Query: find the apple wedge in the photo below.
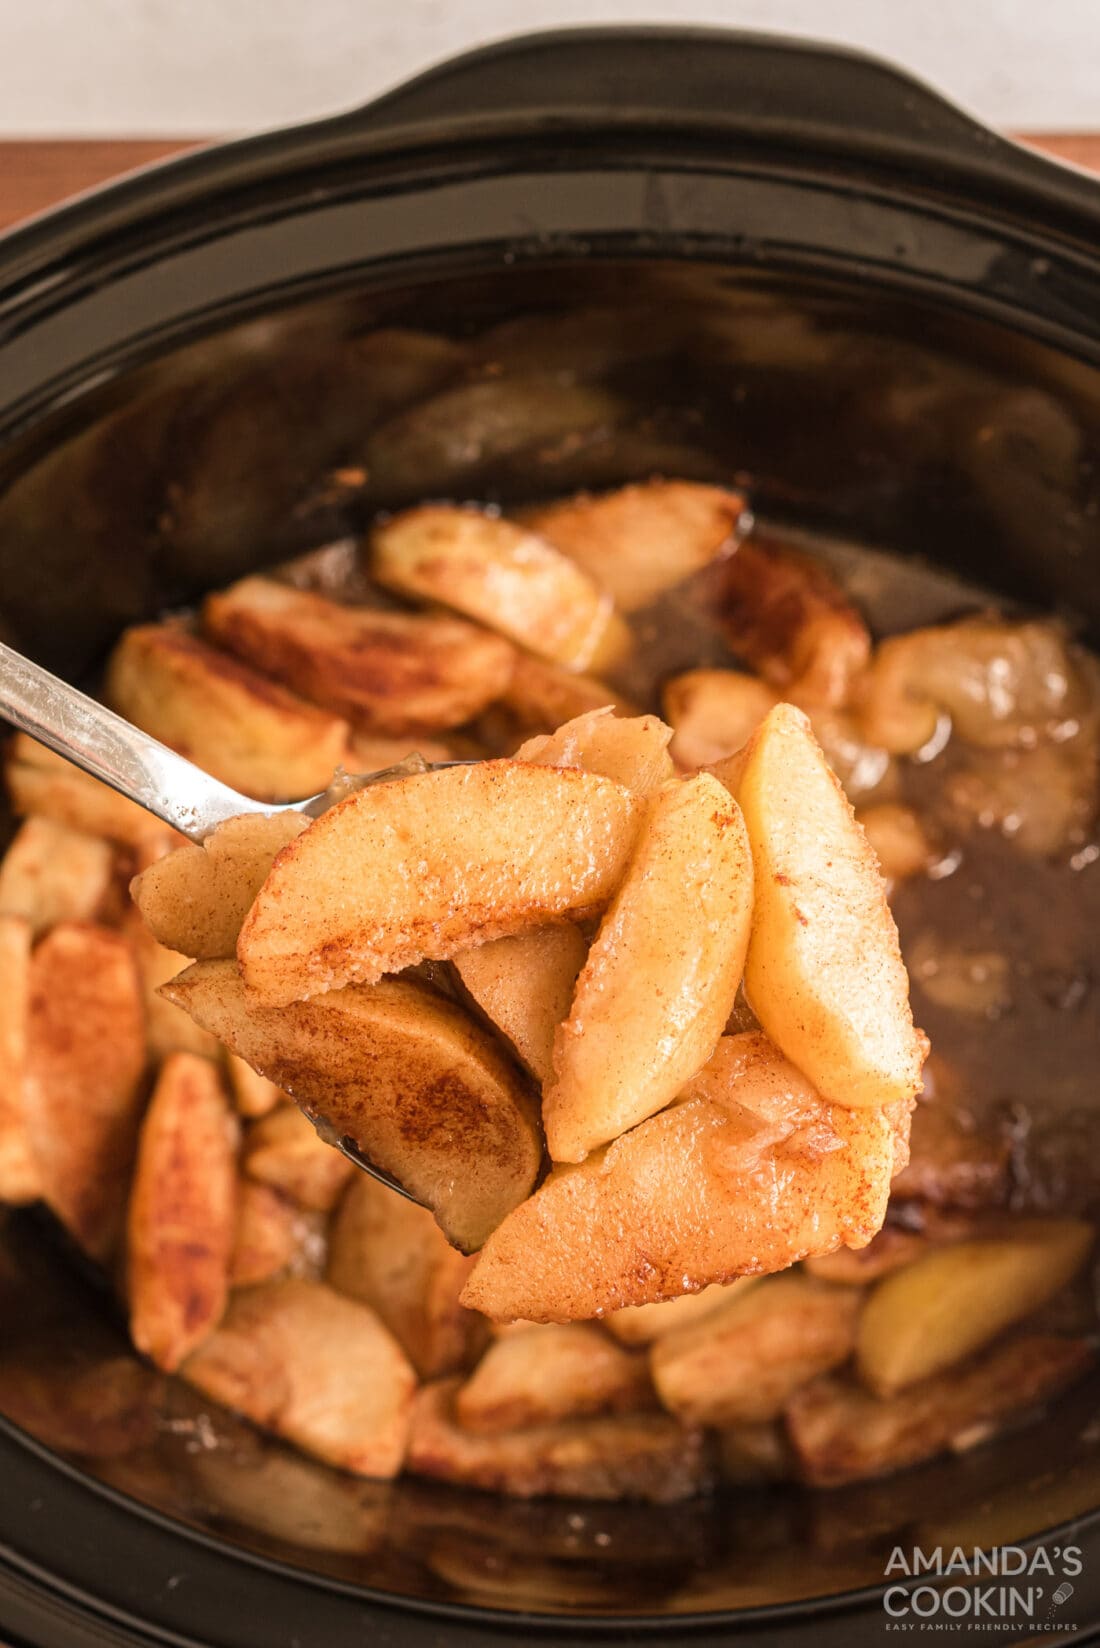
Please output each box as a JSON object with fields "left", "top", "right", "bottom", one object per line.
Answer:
{"left": 650, "top": 1273, "right": 861, "bottom": 1425}
{"left": 0, "top": 816, "right": 115, "bottom": 937}
{"left": 327, "top": 1176, "right": 483, "bottom": 1379}
{"left": 712, "top": 703, "right": 926, "bottom": 1110}
{"left": 497, "top": 652, "right": 638, "bottom": 737}
{"left": 24, "top": 924, "right": 146, "bottom": 1261}
{"left": 543, "top": 772, "right": 753, "bottom": 1161}
{"left": 856, "top": 1219, "right": 1094, "bottom": 1395}
{"left": 453, "top": 923, "right": 587, "bottom": 1086}
{"left": 455, "top": 1323, "right": 654, "bottom": 1433}
{"left": 127, "top": 1053, "right": 239, "bottom": 1372}
{"left": 242, "top": 1104, "right": 355, "bottom": 1213}
{"left": 161, "top": 960, "right": 541, "bottom": 1253}
{"left": 703, "top": 533, "right": 870, "bottom": 707}
{"left": 231, "top": 1179, "right": 324, "bottom": 1288}
{"left": 787, "top": 1336, "right": 1095, "bottom": 1489}
{"left": 4, "top": 732, "right": 178, "bottom": 851}
{"left": 203, "top": 576, "right": 514, "bottom": 735}
{"left": 606, "top": 1280, "right": 755, "bottom": 1347}
{"left": 406, "top": 1379, "right": 710, "bottom": 1503}
{"left": 517, "top": 709, "right": 675, "bottom": 796}
{"left": 181, "top": 1278, "right": 417, "bottom": 1478}
{"left": 461, "top": 1031, "right": 910, "bottom": 1322}
{"left": 131, "top": 812, "right": 308, "bottom": 960}
{"left": 521, "top": 480, "right": 744, "bottom": 612}
{"left": 105, "top": 624, "right": 349, "bottom": 801}
{"left": 236, "top": 761, "right": 642, "bottom": 1005}
{"left": 662, "top": 670, "right": 778, "bottom": 770}
{"left": 0, "top": 915, "right": 37, "bottom": 1204}
{"left": 371, "top": 505, "right": 629, "bottom": 674}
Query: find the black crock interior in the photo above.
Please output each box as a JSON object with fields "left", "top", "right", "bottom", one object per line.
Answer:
{"left": 2, "top": 28, "right": 1100, "bottom": 1647}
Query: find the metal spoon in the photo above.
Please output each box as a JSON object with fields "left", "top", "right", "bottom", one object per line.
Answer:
{"left": 0, "top": 635, "right": 465, "bottom": 1203}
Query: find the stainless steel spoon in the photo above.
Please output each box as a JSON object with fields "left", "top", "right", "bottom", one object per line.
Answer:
{"left": 0, "top": 637, "right": 455, "bottom": 841}
{"left": 0, "top": 635, "right": 465, "bottom": 1203}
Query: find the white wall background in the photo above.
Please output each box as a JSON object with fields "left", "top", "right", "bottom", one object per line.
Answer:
{"left": 1, "top": 0, "right": 1097, "bottom": 137}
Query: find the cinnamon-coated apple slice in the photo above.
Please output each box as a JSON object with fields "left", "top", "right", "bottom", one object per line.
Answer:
{"left": 542, "top": 772, "right": 753, "bottom": 1161}
{"left": 710, "top": 703, "right": 926, "bottom": 1109}
{"left": 236, "top": 761, "right": 642, "bottom": 1006}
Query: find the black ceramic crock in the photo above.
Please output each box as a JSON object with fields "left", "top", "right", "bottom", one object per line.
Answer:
{"left": 2, "top": 28, "right": 1100, "bottom": 1648}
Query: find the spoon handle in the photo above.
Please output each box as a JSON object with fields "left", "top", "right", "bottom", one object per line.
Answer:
{"left": 0, "top": 640, "right": 266, "bottom": 841}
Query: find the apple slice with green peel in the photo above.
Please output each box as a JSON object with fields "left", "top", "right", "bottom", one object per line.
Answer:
{"left": 713, "top": 703, "right": 926, "bottom": 1109}
{"left": 162, "top": 960, "right": 542, "bottom": 1254}
{"left": 543, "top": 772, "right": 753, "bottom": 1162}
{"left": 236, "top": 760, "right": 642, "bottom": 1006}
{"left": 461, "top": 1031, "right": 910, "bottom": 1322}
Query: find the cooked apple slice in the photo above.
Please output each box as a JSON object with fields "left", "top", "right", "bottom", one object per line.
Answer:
{"left": 713, "top": 703, "right": 926, "bottom": 1109}
{"left": 121, "top": 909, "right": 221, "bottom": 1060}
{"left": 787, "top": 1335, "right": 1095, "bottom": 1488}
{"left": 327, "top": 1176, "right": 483, "bottom": 1378}
{"left": 4, "top": 733, "right": 179, "bottom": 850}
{"left": 453, "top": 923, "right": 587, "bottom": 1086}
{"left": 543, "top": 773, "right": 753, "bottom": 1161}
{"left": 162, "top": 961, "right": 541, "bottom": 1253}
{"left": 105, "top": 624, "right": 349, "bottom": 800}
{"left": 242, "top": 1104, "right": 355, "bottom": 1213}
{"left": 462, "top": 1032, "right": 909, "bottom": 1322}
{"left": 371, "top": 506, "right": 629, "bottom": 674}
{"left": 517, "top": 709, "right": 675, "bottom": 795}
{"left": 127, "top": 1053, "right": 239, "bottom": 1372}
{"left": 132, "top": 812, "right": 308, "bottom": 960}
{"left": 456, "top": 1323, "right": 653, "bottom": 1433}
{"left": 702, "top": 533, "right": 870, "bottom": 707}
{"left": 662, "top": 670, "right": 778, "bottom": 769}
{"left": 203, "top": 576, "right": 515, "bottom": 735}
{"left": 803, "top": 1224, "right": 928, "bottom": 1285}
{"left": 181, "top": 1279, "right": 417, "bottom": 1478}
{"left": 0, "top": 816, "right": 115, "bottom": 937}
{"left": 24, "top": 924, "right": 146, "bottom": 1260}
{"left": 521, "top": 480, "right": 743, "bottom": 612}
{"left": 856, "top": 1219, "right": 1093, "bottom": 1395}
{"left": 231, "top": 1179, "right": 325, "bottom": 1288}
{"left": 237, "top": 761, "right": 642, "bottom": 1005}
{"left": 225, "top": 1052, "right": 286, "bottom": 1118}
{"left": 859, "top": 616, "right": 1092, "bottom": 754}
{"left": 407, "top": 1379, "right": 710, "bottom": 1503}
{"left": 497, "top": 652, "right": 639, "bottom": 738}
{"left": 606, "top": 1279, "right": 757, "bottom": 1347}
{"left": 650, "top": 1274, "right": 861, "bottom": 1425}
{"left": 0, "top": 915, "right": 37, "bottom": 1204}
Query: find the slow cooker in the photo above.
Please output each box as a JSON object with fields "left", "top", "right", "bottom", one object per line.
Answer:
{"left": 2, "top": 28, "right": 1100, "bottom": 1646}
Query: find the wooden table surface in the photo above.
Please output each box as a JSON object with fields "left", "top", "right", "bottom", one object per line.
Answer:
{"left": 0, "top": 133, "right": 1099, "bottom": 233}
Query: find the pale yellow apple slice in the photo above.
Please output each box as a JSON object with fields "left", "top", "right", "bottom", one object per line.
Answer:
{"left": 236, "top": 760, "right": 642, "bottom": 1005}
{"left": 543, "top": 772, "right": 753, "bottom": 1162}
{"left": 453, "top": 923, "right": 587, "bottom": 1086}
{"left": 517, "top": 708, "right": 675, "bottom": 795}
{"left": 461, "top": 1031, "right": 910, "bottom": 1322}
{"left": 371, "top": 505, "right": 629, "bottom": 674}
{"left": 856, "top": 1218, "right": 1093, "bottom": 1395}
{"left": 520, "top": 480, "right": 744, "bottom": 612}
{"left": 162, "top": 960, "right": 541, "bottom": 1253}
{"left": 715, "top": 703, "right": 926, "bottom": 1109}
